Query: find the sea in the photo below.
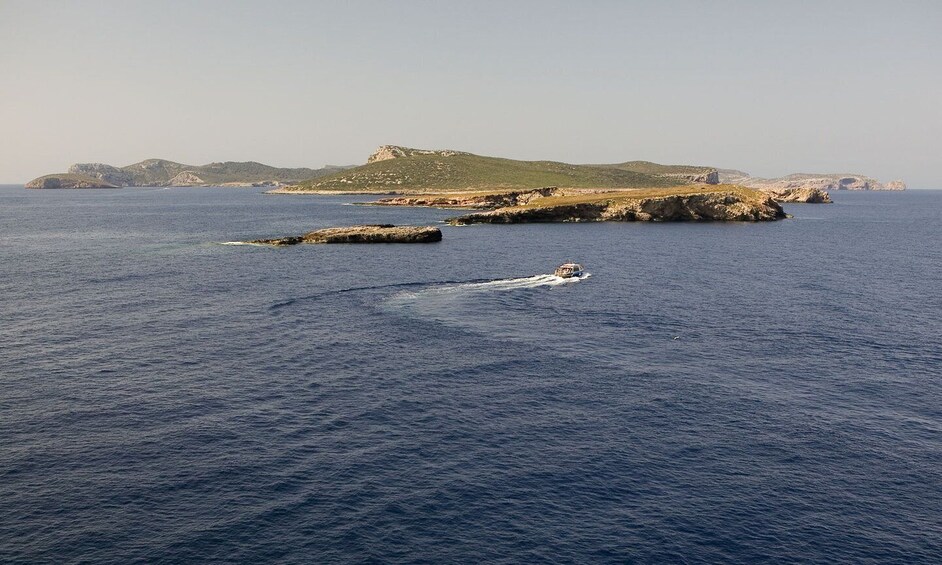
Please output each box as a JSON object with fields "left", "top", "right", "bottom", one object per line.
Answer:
{"left": 1, "top": 184, "right": 940, "bottom": 564}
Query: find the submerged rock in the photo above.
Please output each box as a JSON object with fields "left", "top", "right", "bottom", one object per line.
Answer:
{"left": 249, "top": 224, "right": 442, "bottom": 245}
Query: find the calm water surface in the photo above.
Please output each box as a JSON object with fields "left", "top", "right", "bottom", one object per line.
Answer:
{"left": 1, "top": 185, "right": 940, "bottom": 563}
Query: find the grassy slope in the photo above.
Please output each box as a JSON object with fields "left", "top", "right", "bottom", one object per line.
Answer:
{"left": 601, "top": 161, "right": 716, "bottom": 176}
{"left": 287, "top": 153, "right": 690, "bottom": 192}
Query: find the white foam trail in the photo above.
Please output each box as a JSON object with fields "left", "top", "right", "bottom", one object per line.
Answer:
{"left": 219, "top": 241, "right": 263, "bottom": 246}
{"left": 398, "top": 273, "right": 590, "bottom": 299}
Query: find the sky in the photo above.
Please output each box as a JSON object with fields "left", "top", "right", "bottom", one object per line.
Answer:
{"left": 1, "top": 0, "right": 940, "bottom": 187}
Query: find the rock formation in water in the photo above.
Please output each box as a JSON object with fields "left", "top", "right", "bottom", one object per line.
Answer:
{"left": 446, "top": 187, "right": 786, "bottom": 225}
{"left": 248, "top": 225, "right": 443, "bottom": 245}
{"left": 761, "top": 187, "right": 833, "bottom": 203}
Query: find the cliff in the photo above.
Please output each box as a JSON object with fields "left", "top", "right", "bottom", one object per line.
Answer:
{"left": 718, "top": 169, "right": 905, "bottom": 192}
{"left": 28, "top": 160, "right": 350, "bottom": 188}
{"left": 445, "top": 185, "right": 786, "bottom": 225}
{"left": 248, "top": 225, "right": 442, "bottom": 245}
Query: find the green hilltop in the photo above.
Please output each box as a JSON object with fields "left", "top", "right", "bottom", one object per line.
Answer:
{"left": 280, "top": 146, "right": 718, "bottom": 193}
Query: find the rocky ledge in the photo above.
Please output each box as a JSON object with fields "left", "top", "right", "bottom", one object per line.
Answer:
{"left": 248, "top": 224, "right": 442, "bottom": 245}
{"left": 445, "top": 187, "right": 786, "bottom": 225}
{"left": 762, "top": 187, "right": 832, "bottom": 203}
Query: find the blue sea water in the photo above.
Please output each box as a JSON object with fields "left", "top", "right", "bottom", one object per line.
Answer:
{"left": 0, "top": 184, "right": 940, "bottom": 564}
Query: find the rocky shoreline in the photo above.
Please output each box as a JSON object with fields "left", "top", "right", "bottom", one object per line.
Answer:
{"left": 444, "top": 188, "right": 786, "bottom": 225}
{"left": 247, "top": 225, "right": 442, "bottom": 245}
{"left": 761, "top": 187, "right": 832, "bottom": 203}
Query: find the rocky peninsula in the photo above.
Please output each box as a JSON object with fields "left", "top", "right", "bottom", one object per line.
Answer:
{"left": 248, "top": 225, "right": 442, "bottom": 245}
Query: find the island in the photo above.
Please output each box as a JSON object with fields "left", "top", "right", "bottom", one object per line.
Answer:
{"left": 26, "top": 159, "right": 353, "bottom": 188}
{"left": 246, "top": 225, "right": 442, "bottom": 245}
{"left": 271, "top": 145, "right": 844, "bottom": 210}
{"left": 719, "top": 169, "right": 905, "bottom": 192}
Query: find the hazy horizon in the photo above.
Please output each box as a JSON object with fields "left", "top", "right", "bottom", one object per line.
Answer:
{"left": 2, "top": 0, "right": 940, "bottom": 187}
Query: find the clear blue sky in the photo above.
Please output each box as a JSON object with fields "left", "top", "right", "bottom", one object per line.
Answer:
{"left": 2, "top": 0, "right": 939, "bottom": 186}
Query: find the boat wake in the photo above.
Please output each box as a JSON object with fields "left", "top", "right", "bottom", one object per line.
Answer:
{"left": 390, "top": 273, "right": 589, "bottom": 303}
{"left": 426, "top": 273, "right": 588, "bottom": 294}
{"left": 269, "top": 272, "right": 588, "bottom": 312}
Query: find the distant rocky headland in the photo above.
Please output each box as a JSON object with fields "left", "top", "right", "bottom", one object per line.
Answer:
{"left": 26, "top": 160, "right": 352, "bottom": 189}
{"left": 719, "top": 169, "right": 905, "bottom": 192}
{"left": 246, "top": 225, "right": 442, "bottom": 245}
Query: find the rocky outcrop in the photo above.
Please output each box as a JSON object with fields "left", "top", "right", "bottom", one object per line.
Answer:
{"left": 68, "top": 163, "right": 134, "bottom": 186}
{"left": 248, "top": 225, "right": 443, "bottom": 245}
{"left": 762, "top": 187, "right": 832, "bottom": 203}
{"left": 25, "top": 174, "right": 119, "bottom": 189}
{"left": 367, "top": 145, "right": 470, "bottom": 163}
{"left": 718, "top": 169, "right": 905, "bottom": 191}
{"left": 447, "top": 189, "right": 786, "bottom": 225}
{"left": 167, "top": 171, "right": 206, "bottom": 186}
{"left": 370, "top": 187, "right": 565, "bottom": 209}
{"left": 662, "top": 170, "right": 720, "bottom": 184}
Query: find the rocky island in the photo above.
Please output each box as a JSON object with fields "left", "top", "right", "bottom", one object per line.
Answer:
{"left": 274, "top": 145, "right": 840, "bottom": 206}
{"left": 27, "top": 159, "right": 351, "bottom": 188}
{"left": 247, "top": 225, "right": 442, "bottom": 245}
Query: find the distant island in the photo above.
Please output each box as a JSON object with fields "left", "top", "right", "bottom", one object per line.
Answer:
{"left": 26, "top": 159, "right": 352, "bottom": 189}
{"left": 718, "top": 169, "right": 905, "bottom": 192}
